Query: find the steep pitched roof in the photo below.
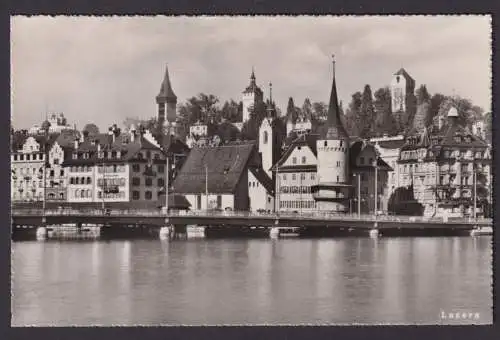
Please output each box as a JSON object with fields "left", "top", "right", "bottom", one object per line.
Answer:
{"left": 322, "top": 58, "right": 349, "bottom": 140}
{"left": 172, "top": 142, "right": 257, "bottom": 194}
{"left": 273, "top": 133, "right": 319, "bottom": 170}
{"left": 249, "top": 166, "right": 274, "bottom": 195}
{"left": 349, "top": 140, "right": 393, "bottom": 171}
{"left": 156, "top": 64, "right": 177, "bottom": 102}
{"left": 243, "top": 69, "right": 263, "bottom": 95}
{"left": 394, "top": 68, "right": 415, "bottom": 83}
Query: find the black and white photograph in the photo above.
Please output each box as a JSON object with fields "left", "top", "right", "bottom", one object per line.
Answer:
{"left": 10, "top": 15, "right": 492, "bottom": 326}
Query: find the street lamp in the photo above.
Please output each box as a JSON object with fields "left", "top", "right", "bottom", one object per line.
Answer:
{"left": 352, "top": 173, "right": 361, "bottom": 217}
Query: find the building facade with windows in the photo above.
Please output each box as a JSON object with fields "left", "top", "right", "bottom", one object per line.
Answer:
{"left": 397, "top": 107, "right": 491, "bottom": 218}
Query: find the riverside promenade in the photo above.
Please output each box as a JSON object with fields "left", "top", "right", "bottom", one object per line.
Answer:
{"left": 11, "top": 208, "right": 493, "bottom": 239}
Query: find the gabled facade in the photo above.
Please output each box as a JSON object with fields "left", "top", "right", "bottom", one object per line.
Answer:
{"left": 272, "top": 134, "right": 319, "bottom": 212}
{"left": 172, "top": 141, "right": 260, "bottom": 211}
{"left": 397, "top": 107, "right": 491, "bottom": 218}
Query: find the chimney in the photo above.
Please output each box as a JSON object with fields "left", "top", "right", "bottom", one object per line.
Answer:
{"left": 74, "top": 138, "right": 79, "bottom": 149}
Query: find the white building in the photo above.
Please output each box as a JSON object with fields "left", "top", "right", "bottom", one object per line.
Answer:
{"left": 390, "top": 68, "right": 416, "bottom": 114}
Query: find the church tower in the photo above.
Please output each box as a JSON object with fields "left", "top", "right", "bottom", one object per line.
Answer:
{"left": 242, "top": 68, "right": 264, "bottom": 123}
{"left": 259, "top": 82, "right": 275, "bottom": 178}
{"left": 313, "top": 55, "right": 351, "bottom": 212}
{"left": 156, "top": 64, "right": 178, "bottom": 132}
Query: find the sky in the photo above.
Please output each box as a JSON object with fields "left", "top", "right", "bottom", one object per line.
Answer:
{"left": 11, "top": 15, "right": 491, "bottom": 131}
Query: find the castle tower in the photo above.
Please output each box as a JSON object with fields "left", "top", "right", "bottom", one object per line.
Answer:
{"left": 390, "top": 68, "right": 415, "bottom": 113}
{"left": 242, "top": 68, "right": 264, "bottom": 123}
{"left": 313, "top": 55, "right": 351, "bottom": 212}
{"left": 156, "top": 64, "right": 178, "bottom": 129}
{"left": 259, "top": 82, "right": 275, "bottom": 178}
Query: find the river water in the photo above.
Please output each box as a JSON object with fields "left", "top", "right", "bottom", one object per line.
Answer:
{"left": 11, "top": 236, "right": 492, "bottom": 326}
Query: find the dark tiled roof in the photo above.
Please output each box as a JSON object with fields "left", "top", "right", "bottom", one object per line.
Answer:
{"left": 63, "top": 133, "right": 163, "bottom": 166}
{"left": 394, "top": 68, "right": 415, "bottom": 84}
{"left": 156, "top": 65, "right": 177, "bottom": 102}
{"left": 349, "top": 140, "right": 393, "bottom": 171}
{"left": 274, "top": 133, "right": 319, "bottom": 170}
{"left": 322, "top": 65, "right": 349, "bottom": 140}
{"left": 249, "top": 167, "right": 274, "bottom": 195}
{"left": 243, "top": 70, "right": 263, "bottom": 95}
{"left": 172, "top": 142, "right": 257, "bottom": 194}
{"left": 376, "top": 139, "right": 406, "bottom": 149}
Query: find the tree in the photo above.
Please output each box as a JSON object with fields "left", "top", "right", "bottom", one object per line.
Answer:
{"left": 83, "top": 123, "right": 99, "bottom": 135}
{"left": 388, "top": 186, "right": 424, "bottom": 216}
{"left": 437, "top": 95, "right": 482, "bottom": 129}
{"left": 345, "top": 92, "right": 362, "bottom": 137}
{"left": 285, "top": 97, "right": 298, "bottom": 122}
{"left": 360, "top": 85, "right": 375, "bottom": 138}
{"left": 220, "top": 100, "right": 241, "bottom": 123}
{"left": 215, "top": 121, "right": 241, "bottom": 143}
{"left": 302, "top": 98, "right": 313, "bottom": 120}
{"left": 412, "top": 85, "right": 432, "bottom": 131}
{"left": 373, "top": 87, "right": 397, "bottom": 136}
{"left": 429, "top": 93, "right": 446, "bottom": 122}
{"left": 312, "top": 101, "right": 327, "bottom": 120}
{"left": 484, "top": 112, "right": 492, "bottom": 143}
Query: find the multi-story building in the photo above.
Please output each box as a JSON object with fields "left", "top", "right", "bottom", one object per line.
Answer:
{"left": 63, "top": 126, "right": 181, "bottom": 209}
{"left": 397, "top": 107, "right": 491, "bottom": 218}
{"left": 350, "top": 140, "right": 392, "bottom": 214}
{"left": 370, "top": 134, "right": 405, "bottom": 207}
{"left": 11, "top": 130, "right": 79, "bottom": 203}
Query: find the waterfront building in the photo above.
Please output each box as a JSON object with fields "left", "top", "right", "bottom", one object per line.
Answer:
{"left": 397, "top": 107, "right": 491, "bottom": 218}
{"left": 272, "top": 133, "right": 319, "bottom": 212}
{"left": 390, "top": 68, "right": 416, "bottom": 114}
{"left": 370, "top": 134, "right": 406, "bottom": 208}
{"left": 242, "top": 68, "right": 264, "bottom": 124}
{"left": 11, "top": 130, "right": 79, "bottom": 203}
{"left": 350, "top": 140, "right": 392, "bottom": 213}
{"left": 172, "top": 141, "right": 273, "bottom": 211}
{"left": 311, "top": 56, "right": 351, "bottom": 212}
{"left": 63, "top": 125, "right": 178, "bottom": 208}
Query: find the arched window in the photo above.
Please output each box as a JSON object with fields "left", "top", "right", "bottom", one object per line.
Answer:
{"left": 263, "top": 131, "right": 268, "bottom": 144}
{"left": 81, "top": 177, "right": 85, "bottom": 185}
{"left": 81, "top": 190, "right": 86, "bottom": 198}
{"left": 86, "top": 189, "right": 91, "bottom": 198}
{"left": 59, "top": 192, "right": 64, "bottom": 199}
{"left": 75, "top": 189, "right": 80, "bottom": 198}
{"left": 87, "top": 177, "right": 91, "bottom": 184}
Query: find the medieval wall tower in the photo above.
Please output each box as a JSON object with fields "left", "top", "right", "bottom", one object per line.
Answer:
{"left": 156, "top": 64, "right": 178, "bottom": 134}
{"left": 313, "top": 55, "right": 351, "bottom": 212}
{"left": 242, "top": 68, "right": 264, "bottom": 123}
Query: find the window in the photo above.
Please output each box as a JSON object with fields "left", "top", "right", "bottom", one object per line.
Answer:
{"left": 324, "top": 141, "right": 327, "bottom": 147}
{"left": 292, "top": 157, "right": 297, "bottom": 164}
{"left": 158, "top": 165, "right": 165, "bottom": 173}
{"left": 197, "top": 195, "right": 202, "bottom": 209}
{"left": 340, "top": 140, "right": 343, "bottom": 147}
{"left": 145, "top": 191, "right": 152, "bottom": 200}
{"left": 154, "top": 153, "right": 160, "bottom": 160}
{"left": 292, "top": 174, "right": 296, "bottom": 181}
{"left": 50, "top": 170, "right": 55, "bottom": 177}
{"left": 283, "top": 174, "right": 287, "bottom": 181}
{"left": 70, "top": 177, "right": 75, "bottom": 184}
{"left": 217, "top": 195, "right": 222, "bottom": 208}
{"left": 145, "top": 178, "right": 152, "bottom": 187}
{"left": 87, "top": 177, "right": 91, "bottom": 184}
{"left": 311, "top": 173, "right": 315, "bottom": 180}
{"left": 369, "top": 158, "right": 373, "bottom": 165}
{"left": 75, "top": 189, "right": 80, "bottom": 198}
{"left": 146, "top": 151, "right": 151, "bottom": 159}
{"left": 59, "top": 192, "right": 64, "bottom": 199}
{"left": 249, "top": 181, "right": 251, "bottom": 187}
{"left": 13, "top": 155, "right": 17, "bottom": 161}
{"left": 268, "top": 197, "right": 271, "bottom": 203}
{"left": 113, "top": 165, "right": 117, "bottom": 173}
{"left": 158, "top": 178, "right": 165, "bottom": 187}
{"left": 301, "top": 156, "right": 306, "bottom": 164}
{"left": 300, "top": 173, "right": 305, "bottom": 180}
{"left": 132, "top": 191, "right": 140, "bottom": 200}
{"left": 263, "top": 131, "right": 268, "bottom": 144}
{"left": 336, "top": 175, "right": 339, "bottom": 182}
{"left": 19, "top": 155, "right": 24, "bottom": 161}
{"left": 60, "top": 170, "right": 64, "bottom": 176}
{"left": 26, "top": 154, "right": 30, "bottom": 161}
{"left": 132, "top": 177, "right": 140, "bottom": 186}
{"left": 132, "top": 164, "right": 140, "bottom": 172}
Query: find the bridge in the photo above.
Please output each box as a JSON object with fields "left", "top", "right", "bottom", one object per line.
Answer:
{"left": 12, "top": 208, "right": 492, "bottom": 233}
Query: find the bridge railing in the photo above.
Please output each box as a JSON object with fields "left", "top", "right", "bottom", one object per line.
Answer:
{"left": 11, "top": 207, "right": 492, "bottom": 225}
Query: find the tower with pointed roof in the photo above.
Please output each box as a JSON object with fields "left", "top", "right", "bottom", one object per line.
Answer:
{"left": 312, "top": 55, "right": 351, "bottom": 212}
{"left": 242, "top": 68, "right": 264, "bottom": 123}
{"left": 156, "top": 64, "right": 178, "bottom": 130}
{"left": 259, "top": 82, "right": 276, "bottom": 178}
{"left": 390, "top": 68, "right": 416, "bottom": 114}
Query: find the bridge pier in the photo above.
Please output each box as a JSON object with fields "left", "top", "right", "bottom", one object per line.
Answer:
{"left": 269, "top": 227, "right": 280, "bottom": 238}
{"left": 369, "top": 221, "right": 379, "bottom": 238}
{"left": 36, "top": 217, "right": 48, "bottom": 241}
{"left": 159, "top": 225, "right": 173, "bottom": 240}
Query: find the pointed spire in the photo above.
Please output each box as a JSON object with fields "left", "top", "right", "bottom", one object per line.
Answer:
{"left": 269, "top": 82, "right": 273, "bottom": 103}
{"left": 251, "top": 66, "right": 256, "bottom": 81}
{"left": 156, "top": 63, "right": 177, "bottom": 103}
{"left": 325, "top": 54, "right": 349, "bottom": 140}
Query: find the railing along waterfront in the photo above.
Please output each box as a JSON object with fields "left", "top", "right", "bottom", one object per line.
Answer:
{"left": 11, "top": 208, "right": 492, "bottom": 225}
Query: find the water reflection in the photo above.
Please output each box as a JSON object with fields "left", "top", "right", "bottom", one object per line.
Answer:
{"left": 12, "top": 237, "right": 492, "bottom": 326}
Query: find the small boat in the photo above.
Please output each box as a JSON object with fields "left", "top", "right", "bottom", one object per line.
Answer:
{"left": 470, "top": 226, "right": 493, "bottom": 236}
{"left": 279, "top": 227, "right": 301, "bottom": 238}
